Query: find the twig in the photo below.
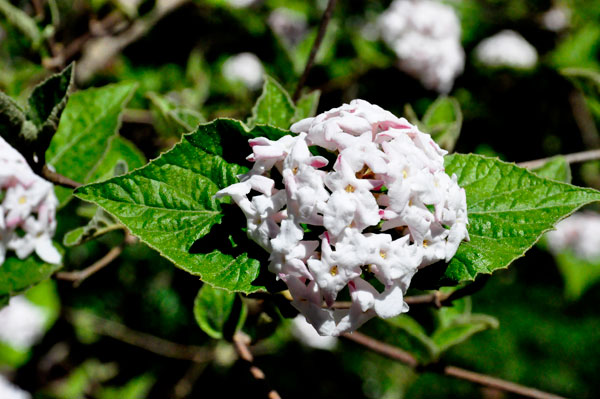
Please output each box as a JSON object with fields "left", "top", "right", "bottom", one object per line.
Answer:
{"left": 292, "top": 0, "right": 337, "bottom": 102}
{"left": 232, "top": 333, "right": 282, "bottom": 399}
{"left": 342, "top": 332, "right": 566, "bottom": 399}
{"left": 42, "top": 164, "right": 82, "bottom": 189}
{"left": 517, "top": 149, "right": 600, "bottom": 169}
{"left": 64, "top": 310, "right": 212, "bottom": 362}
{"left": 569, "top": 90, "right": 600, "bottom": 149}
{"left": 122, "top": 108, "right": 154, "bottom": 124}
{"left": 56, "top": 244, "right": 123, "bottom": 287}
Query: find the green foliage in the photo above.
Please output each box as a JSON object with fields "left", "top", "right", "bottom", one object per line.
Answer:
{"left": 194, "top": 284, "right": 246, "bottom": 339}
{"left": 0, "top": 64, "right": 73, "bottom": 170}
{"left": 247, "top": 75, "right": 296, "bottom": 129}
{"left": 418, "top": 96, "right": 463, "bottom": 152}
{"left": 0, "top": 248, "right": 63, "bottom": 308}
{"left": 74, "top": 119, "right": 295, "bottom": 293}
{"left": 96, "top": 374, "right": 155, "bottom": 399}
{"left": 147, "top": 91, "right": 205, "bottom": 137}
{"left": 293, "top": 90, "right": 321, "bottom": 122}
{"left": 63, "top": 207, "right": 121, "bottom": 247}
{"left": 382, "top": 297, "right": 498, "bottom": 364}
{"left": 46, "top": 81, "right": 137, "bottom": 204}
{"left": 562, "top": 67, "right": 600, "bottom": 124}
{"left": 554, "top": 251, "right": 600, "bottom": 301}
{"left": 0, "top": 0, "right": 43, "bottom": 47}
{"left": 444, "top": 154, "right": 600, "bottom": 282}
{"left": 552, "top": 24, "right": 600, "bottom": 70}
{"left": 531, "top": 156, "right": 572, "bottom": 183}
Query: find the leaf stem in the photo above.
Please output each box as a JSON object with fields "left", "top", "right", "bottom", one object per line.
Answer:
{"left": 42, "top": 164, "right": 82, "bottom": 189}
{"left": 292, "top": 0, "right": 337, "bottom": 102}
{"left": 518, "top": 149, "right": 600, "bottom": 169}
{"left": 342, "top": 332, "right": 566, "bottom": 399}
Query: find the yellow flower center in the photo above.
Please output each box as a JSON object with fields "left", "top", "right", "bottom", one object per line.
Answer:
{"left": 330, "top": 265, "right": 339, "bottom": 276}
{"left": 18, "top": 196, "right": 27, "bottom": 204}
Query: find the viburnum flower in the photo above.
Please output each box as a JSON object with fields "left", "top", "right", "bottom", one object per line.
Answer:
{"left": 378, "top": 0, "right": 465, "bottom": 93}
{"left": 216, "top": 99, "right": 469, "bottom": 336}
{"left": 0, "top": 137, "right": 61, "bottom": 266}
{"left": 0, "top": 295, "right": 48, "bottom": 350}
{"left": 547, "top": 212, "right": 600, "bottom": 261}
{"left": 474, "top": 30, "right": 538, "bottom": 70}
{"left": 222, "top": 53, "right": 264, "bottom": 90}
{"left": 0, "top": 375, "right": 31, "bottom": 399}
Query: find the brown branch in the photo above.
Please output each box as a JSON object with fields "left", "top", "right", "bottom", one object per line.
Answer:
{"left": 292, "top": 0, "right": 337, "bottom": 102}
{"left": 56, "top": 244, "right": 123, "bottom": 287}
{"left": 342, "top": 332, "right": 566, "bottom": 399}
{"left": 232, "top": 333, "right": 282, "bottom": 399}
{"left": 517, "top": 149, "right": 600, "bottom": 169}
{"left": 42, "top": 164, "right": 82, "bottom": 189}
{"left": 64, "top": 310, "right": 212, "bottom": 363}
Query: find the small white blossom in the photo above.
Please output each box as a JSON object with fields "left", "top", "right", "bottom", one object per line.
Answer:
{"left": 0, "top": 295, "right": 48, "bottom": 350}
{"left": 378, "top": 0, "right": 465, "bottom": 93}
{"left": 547, "top": 212, "right": 600, "bottom": 261}
{"left": 0, "top": 375, "right": 31, "bottom": 399}
{"left": 291, "top": 315, "right": 338, "bottom": 350}
{"left": 217, "top": 99, "right": 469, "bottom": 335}
{"left": 226, "top": 0, "right": 259, "bottom": 8}
{"left": 542, "top": 6, "right": 570, "bottom": 32}
{"left": 474, "top": 30, "right": 538, "bottom": 69}
{"left": 0, "top": 137, "right": 61, "bottom": 266}
{"left": 222, "top": 53, "right": 264, "bottom": 90}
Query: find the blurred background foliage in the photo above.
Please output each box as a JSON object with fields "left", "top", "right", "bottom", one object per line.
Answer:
{"left": 2, "top": 0, "right": 600, "bottom": 398}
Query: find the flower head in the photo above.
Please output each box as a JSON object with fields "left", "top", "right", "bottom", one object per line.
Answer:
{"left": 217, "top": 99, "right": 469, "bottom": 335}
{"left": 0, "top": 137, "right": 61, "bottom": 266}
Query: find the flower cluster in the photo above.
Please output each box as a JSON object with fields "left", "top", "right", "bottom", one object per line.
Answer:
{"left": 0, "top": 137, "right": 61, "bottom": 266}
{"left": 217, "top": 100, "right": 469, "bottom": 336}
{"left": 378, "top": 0, "right": 464, "bottom": 93}
{"left": 0, "top": 295, "right": 48, "bottom": 350}
{"left": 474, "top": 30, "right": 538, "bottom": 69}
{"left": 547, "top": 212, "right": 600, "bottom": 261}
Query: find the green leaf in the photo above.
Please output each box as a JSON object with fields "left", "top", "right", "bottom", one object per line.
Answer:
{"left": 421, "top": 96, "right": 462, "bottom": 152}
{"left": 0, "top": 0, "right": 43, "bottom": 47}
{"left": 0, "top": 249, "right": 63, "bottom": 308}
{"left": 27, "top": 64, "right": 74, "bottom": 131}
{"left": 292, "top": 90, "right": 320, "bottom": 123}
{"left": 554, "top": 251, "right": 600, "bottom": 301}
{"left": 0, "top": 91, "right": 29, "bottom": 147}
{"left": 87, "top": 136, "right": 147, "bottom": 183}
{"left": 247, "top": 75, "right": 295, "bottom": 129}
{"left": 46, "top": 82, "right": 137, "bottom": 204}
{"left": 552, "top": 24, "right": 600, "bottom": 70}
{"left": 74, "top": 120, "right": 266, "bottom": 293}
{"left": 383, "top": 315, "right": 438, "bottom": 363}
{"left": 531, "top": 156, "right": 572, "bottom": 183}
{"left": 63, "top": 207, "right": 120, "bottom": 247}
{"left": 194, "top": 284, "right": 237, "bottom": 339}
{"left": 444, "top": 154, "right": 600, "bottom": 282}
{"left": 147, "top": 92, "right": 205, "bottom": 137}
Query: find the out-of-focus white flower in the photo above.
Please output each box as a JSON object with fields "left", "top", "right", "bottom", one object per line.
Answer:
{"left": 547, "top": 212, "right": 600, "bottom": 261}
{"left": 378, "top": 0, "right": 464, "bottom": 93}
{"left": 226, "top": 0, "right": 258, "bottom": 8}
{"left": 222, "top": 53, "right": 264, "bottom": 90}
{"left": 0, "top": 137, "right": 60, "bottom": 266}
{"left": 217, "top": 99, "right": 469, "bottom": 335}
{"left": 291, "top": 315, "right": 338, "bottom": 350}
{"left": 0, "top": 296, "right": 48, "bottom": 350}
{"left": 268, "top": 8, "right": 308, "bottom": 47}
{"left": 474, "top": 30, "right": 538, "bottom": 69}
{"left": 542, "top": 6, "right": 570, "bottom": 32}
{"left": 0, "top": 375, "right": 31, "bottom": 399}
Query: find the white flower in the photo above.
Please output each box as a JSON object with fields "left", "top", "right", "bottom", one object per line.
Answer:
{"left": 474, "top": 30, "right": 538, "bottom": 69}
{"left": 222, "top": 53, "right": 264, "bottom": 90}
{"left": 0, "top": 137, "right": 61, "bottom": 266}
{"left": 217, "top": 99, "right": 469, "bottom": 335}
{"left": 291, "top": 315, "right": 338, "bottom": 350}
{"left": 0, "top": 375, "right": 31, "bottom": 399}
{"left": 226, "top": 0, "right": 258, "bottom": 8}
{"left": 0, "top": 295, "right": 48, "bottom": 350}
{"left": 547, "top": 212, "right": 600, "bottom": 261}
{"left": 542, "top": 6, "right": 570, "bottom": 32}
{"left": 378, "top": 0, "right": 464, "bottom": 93}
